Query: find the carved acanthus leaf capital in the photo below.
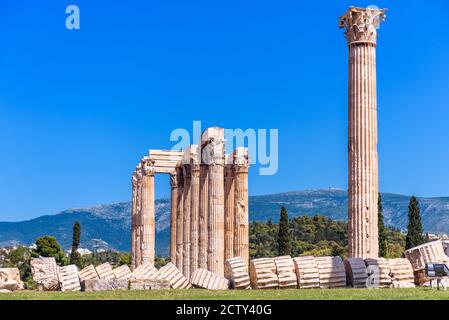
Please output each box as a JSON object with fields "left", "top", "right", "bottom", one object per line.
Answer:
{"left": 233, "top": 148, "right": 249, "bottom": 167}
{"left": 339, "top": 7, "right": 386, "bottom": 45}
{"left": 170, "top": 174, "right": 178, "bottom": 188}
{"left": 142, "top": 157, "right": 156, "bottom": 176}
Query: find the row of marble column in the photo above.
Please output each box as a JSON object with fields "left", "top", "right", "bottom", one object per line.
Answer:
{"left": 171, "top": 133, "right": 249, "bottom": 278}
{"left": 131, "top": 128, "right": 249, "bottom": 278}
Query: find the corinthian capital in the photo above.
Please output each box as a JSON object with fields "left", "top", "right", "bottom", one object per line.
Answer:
{"left": 142, "top": 157, "right": 156, "bottom": 176}
{"left": 339, "top": 7, "right": 386, "bottom": 45}
{"left": 233, "top": 147, "right": 249, "bottom": 168}
{"left": 170, "top": 173, "right": 178, "bottom": 188}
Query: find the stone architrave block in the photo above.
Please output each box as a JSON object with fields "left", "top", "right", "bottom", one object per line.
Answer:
{"left": 31, "top": 257, "right": 60, "bottom": 291}
{"left": 82, "top": 279, "right": 129, "bottom": 292}
{"left": 131, "top": 263, "right": 161, "bottom": 280}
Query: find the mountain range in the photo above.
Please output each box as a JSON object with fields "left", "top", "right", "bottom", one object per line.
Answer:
{"left": 2, "top": 189, "right": 449, "bottom": 256}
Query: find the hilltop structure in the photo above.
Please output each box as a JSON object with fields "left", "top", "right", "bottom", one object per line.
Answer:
{"left": 131, "top": 127, "right": 249, "bottom": 277}
{"left": 340, "top": 7, "right": 387, "bottom": 258}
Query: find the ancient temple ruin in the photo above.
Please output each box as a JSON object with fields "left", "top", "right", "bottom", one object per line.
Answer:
{"left": 131, "top": 127, "right": 249, "bottom": 277}
{"left": 340, "top": 7, "right": 387, "bottom": 258}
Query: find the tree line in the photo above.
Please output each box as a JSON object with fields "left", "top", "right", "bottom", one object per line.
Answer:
{"left": 252, "top": 193, "right": 426, "bottom": 259}
{"left": 1, "top": 193, "right": 427, "bottom": 289}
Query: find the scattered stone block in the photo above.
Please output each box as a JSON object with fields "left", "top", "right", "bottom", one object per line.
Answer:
{"left": 0, "top": 289, "right": 11, "bottom": 293}
{"left": 31, "top": 257, "right": 60, "bottom": 291}
{"left": 364, "top": 258, "right": 392, "bottom": 288}
{"left": 82, "top": 279, "right": 129, "bottom": 292}
{"left": 130, "top": 279, "right": 171, "bottom": 290}
{"left": 58, "top": 265, "right": 81, "bottom": 292}
{"left": 158, "top": 262, "right": 191, "bottom": 289}
{"left": 190, "top": 268, "right": 229, "bottom": 290}
{"left": 224, "top": 257, "right": 250, "bottom": 290}
{"left": 249, "top": 258, "right": 278, "bottom": 289}
{"left": 388, "top": 258, "right": 415, "bottom": 288}
{"left": 316, "top": 256, "right": 346, "bottom": 288}
{"left": 78, "top": 265, "right": 99, "bottom": 282}
{"left": 274, "top": 256, "right": 297, "bottom": 289}
{"left": 404, "top": 240, "right": 449, "bottom": 271}
{"left": 129, "top": 279, "right": 145, "bottom": 290}
{"left": 95, "top": 262, "right": 115, "bottom": 280}
{"left": 0, "top": 268, "right": 24, "bottom": 291}
{"left": 0, "top": 281, "right": 20, "bottom": 291}
{"left": 113, "top": 265, "right": 132, "bottom": 280}
{"left": 293, "top": 256, "right": 320, "bottom": 289}
{"left": 131, "top": 263, "right": 161, "bottom": 280}
{"left": 344, "top": 258, "right": 368, "bottom": 288}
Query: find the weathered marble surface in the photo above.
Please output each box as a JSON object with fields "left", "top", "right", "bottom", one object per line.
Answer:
{"left": 190, "top": 268, "right": 229, "bottom": 290}
{"left": 0, "top": 268, "right": 24, "bottom": 291}
{"left": 224, "top": 257, "right": 250, "bottom": 290}
{"left": 31, "top": 257, "right": 60, "bottom": 291}
{"left": 82, "top": 279, "right": 129, "bottom": 292}
{"left": 58, "top": 265, "right": 81, "bottom": 292}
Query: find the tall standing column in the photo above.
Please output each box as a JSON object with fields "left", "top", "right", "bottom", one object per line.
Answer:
{"left": 169, "top": 173, "right": 178, "bottom": 265}
{"left": 340, "top": 7, "right": 386, "bottom": 258}
{"left": 202, "top": 128, "right": 225, "bottom": 276}
{"left": 198, "top": 163, "right": 209, "bottom": 269}
{"left": 190, "top": 146, "right": 200, "bottom": 275}
{"left": 224, "top": 156, "right": 235, "bottom": 260}
{"left": 175, "top": 166, "right": 184, "bottom": 272}
{"left": 182, "top": 164, "right": 192, "bottom": 278}
{"left": 131, "top": 172, "right": 138, "bottom": 270}
{"left": 233, "top": 147, "right": 249, "bottom": 262}
{"left": 141, "top": 159, "right": 155, "bottom": 264}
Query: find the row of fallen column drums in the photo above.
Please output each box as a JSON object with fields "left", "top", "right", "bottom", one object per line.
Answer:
{"left": 235, "top": 256, "right": 416, "bottom": 290}
{"left": 31, "top": 255, "right": 417, "bottom": 292}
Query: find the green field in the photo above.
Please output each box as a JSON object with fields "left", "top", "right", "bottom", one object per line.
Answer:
{"left": 1, "top": 288, "right": 449, "bottom": 300}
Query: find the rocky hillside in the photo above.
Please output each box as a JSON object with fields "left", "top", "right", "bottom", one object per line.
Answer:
{"left": 1, "top": 190, "right": 449, "bottom": 255}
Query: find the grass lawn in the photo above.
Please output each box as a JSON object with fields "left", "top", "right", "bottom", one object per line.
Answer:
{"left": 1, "top": 288, "right": 449, "bottom": 300}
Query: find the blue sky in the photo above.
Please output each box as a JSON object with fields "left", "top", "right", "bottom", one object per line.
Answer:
{"left": 0, "top": 0, "right": 448, "bottom": 221}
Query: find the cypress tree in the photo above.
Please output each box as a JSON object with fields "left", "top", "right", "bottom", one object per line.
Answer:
{"left": 378, "top": 193, "right": 388, "bottom": 257}
{"left": 278, "top": 207, "right": 292, "bottom": 256}
{"left": 70, "top": 221, "right": 81, "bottom": 266}
{"left": 405, "top": 196, "right": 424, "bottom": 250}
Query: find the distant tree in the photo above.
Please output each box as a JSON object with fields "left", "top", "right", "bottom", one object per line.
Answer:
{"left": 70, "top": 221, "right": 81, "bottom": 266}
{"left": 405, "top": 196, "right": 425, "bottom": 250}
{"left": 278, "top": 207, "right": 292, "bottom": 256}
{"left": 6, "top": 246, "right": 34, "bottom": 289}
{"left": 33, "top": 235, "right": 68, "bottom": 266}
{"left": 378, "top": 193, "right": 388, "bottom": 257}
